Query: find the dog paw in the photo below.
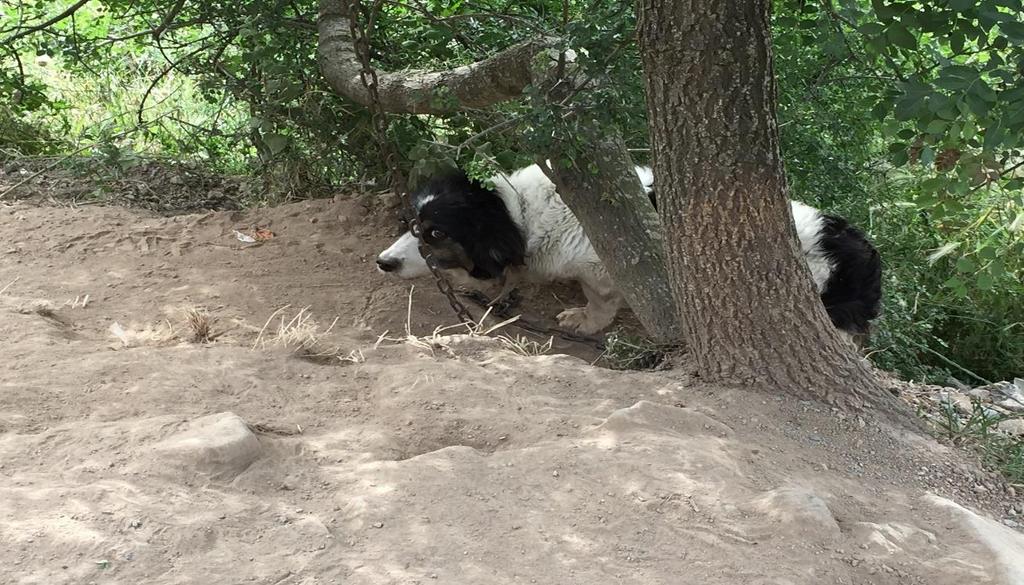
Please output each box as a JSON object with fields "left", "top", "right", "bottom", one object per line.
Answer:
{"left": 556, "top": 307, "right": 600, "bottom": 335}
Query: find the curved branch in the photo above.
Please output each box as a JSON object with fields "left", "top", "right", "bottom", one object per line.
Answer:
{"left": 2, "top": 0, "right": 91, "bottom": 45}
{"left": 317, "top": 0, "right": 557, "bottom": 114}
{"left": 153, "top": 0, "right": 187, "bottom": 40}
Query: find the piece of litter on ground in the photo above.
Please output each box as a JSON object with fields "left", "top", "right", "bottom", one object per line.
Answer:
{"left": 109, "top": 322, "right": 129, "bottom": 347}
{"left": 252, "top": 227, "right": 275, "bottom": 241}
{"left": 233, "top": 230, "right": 257, "bottom": 244}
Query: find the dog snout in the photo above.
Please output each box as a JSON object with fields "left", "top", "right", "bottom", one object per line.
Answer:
{"left": 376, "top": 256, "right": 401, "bottom": 273}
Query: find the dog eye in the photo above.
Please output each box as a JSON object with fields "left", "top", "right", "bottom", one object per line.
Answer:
{"left": 430, "top": 229, "right": 446, "bottom": 241}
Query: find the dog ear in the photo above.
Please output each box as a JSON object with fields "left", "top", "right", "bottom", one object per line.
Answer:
{"left": 463, "top": 218, "right": 526, "bottom": 280}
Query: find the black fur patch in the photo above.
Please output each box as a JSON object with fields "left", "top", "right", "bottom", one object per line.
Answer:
{"left": 413, "top": 171, "right": 526, "bottom": 280}
{"left": 818, "top": 214, "right": 883, "bottom": 335}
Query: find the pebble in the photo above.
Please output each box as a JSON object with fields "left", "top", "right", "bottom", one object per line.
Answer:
{"left": 372, "top": 522, "right": 384, "bottom": 529}
{"left": 967, "top": 388, "right": 992, "bottom": 401}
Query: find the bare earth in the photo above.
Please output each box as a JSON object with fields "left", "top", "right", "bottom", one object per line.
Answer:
{"left": 1, "top": 191, "right": 1023, "bottom": 585}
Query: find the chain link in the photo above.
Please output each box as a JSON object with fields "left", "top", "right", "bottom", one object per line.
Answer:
{"left": 345, "top": 0, "right": 602, "bottom": 348}
{"left": 347, "top": 0, "right": 475, "bottom": 326}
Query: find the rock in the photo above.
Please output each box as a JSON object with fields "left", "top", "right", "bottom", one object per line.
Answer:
{"left": 987, "top": 380, "right": 1024, "bottom": 411}
{"left": 744, "top": 486, "right": 842, "bottom": 542}
{"left": 941, "top": 392, "right": 974, "bottom": 416}
{"left": 149, "top": 412, "right": 261, "bottom": 480}
{"left": 966, "top": 388, "right": 992, "bottom": 402}
{"left": 996, "top": 398, "right": 1024, "bottom": 413}
{"left": 997, "top": 418, "right": 1024, "bottom": 437}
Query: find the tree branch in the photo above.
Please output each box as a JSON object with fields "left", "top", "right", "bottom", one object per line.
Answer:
{"left": 2, "top": 0, "right": 92, "bottom": 45}
{"left": 152, "top": 0, "right": 186, "bottom": 40}
{"left": 316, "top": 0, "right": 557, "bottom": 114}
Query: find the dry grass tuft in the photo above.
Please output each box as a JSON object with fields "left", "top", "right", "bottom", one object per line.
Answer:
{"left": 184, "top": 307, "right": 213, "bottom": 343}
{"left": 496, "top": 333, "right": 553, "bottom": 357}
{"left": 373, "top": 286, "right": 549, "bottom": 358}
{"left": 251, "top": 305, "right": 356, "bottom": 363}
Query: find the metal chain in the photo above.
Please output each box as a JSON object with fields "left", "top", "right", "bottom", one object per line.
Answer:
{"left": 346, "top": 0, "right": 602, "bottom": 348}
{"left": 346, "top": 0, "right": 475, "bottom": 326}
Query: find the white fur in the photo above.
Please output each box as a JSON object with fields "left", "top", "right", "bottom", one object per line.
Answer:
{"left": 789, "top": 200, "right": 833, "bottom": 293}
{"left": 376, "top": 164, "right": 834, "bottom": 335}
{"left": 377, "top": 232, "right": 429, "bottom": 278}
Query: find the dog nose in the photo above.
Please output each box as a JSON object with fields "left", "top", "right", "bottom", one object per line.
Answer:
{"left": 376, "top": 257, "right": 400, "bottom": 272}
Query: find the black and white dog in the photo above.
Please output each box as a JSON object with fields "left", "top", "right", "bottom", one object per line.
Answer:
{"left": 376, "top": 163, "right": 881, "bottom": 338}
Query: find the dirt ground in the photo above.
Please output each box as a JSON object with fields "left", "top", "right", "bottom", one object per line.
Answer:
{"left": 1, "top": 182, "right": 1023, "bottom": 584}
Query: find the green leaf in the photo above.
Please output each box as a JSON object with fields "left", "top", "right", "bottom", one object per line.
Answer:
{"left": 961, "top": 118, "right": 977, "bottom": 140}
{"left": 976, "top": 272, "right": 994, "bottom": 290}
{"left": 965, "top": 92, "right": 993, "bottom": 117}
{"left": 886, "top": 23, "right": 918, "bottom": 49}
{"left": 978, "top": 246, "right": 998, "bottom": 260}
{"left": 943, "top": 276, "right": 968, "bottom": 297}
{"left": 859, "top": 22, "right": 886, "bottom": 36}
{"left": 872, "top": 100, "right": 891, "bottom": 120}
{"left": 948, "top": 0, "right": 975, "bottom": 10}
{"left": 892, "top": 149, "right": 910, "bottom": 166}
{"left": 263, "top": 133, "right": 289, "bottom": 154}
{"left": 950, "top": 30, "right": 966, "bottom": 53}
{"left": 888, "top": 141, "right": 909, "bottom": 153}
{"left": 894, "top": 96, "right": 922, "bottom": 120}
{"left": 872, "top": 0, "right": 897, "bottom": 20}
{"left": 926, "top": 119, "right": 948, "bottom": 135}
{"left": 1001, "top": 21, "right": 1024, "bottom": 42}
{"left": 920, "top": 146, "right": 936, "bottom": 167}
{"left": 983, "top": 121, "right": 1004, "bottom": 152}
{"left": 921, "top": 176, "right": 949, "bottom": 191}
{"left": 956, "top": 257, "right": 976, "bottom": 273}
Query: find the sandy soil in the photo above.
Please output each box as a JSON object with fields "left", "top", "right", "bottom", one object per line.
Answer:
{"left": 1, "top": 190, "right": 1023, "bottom": 584}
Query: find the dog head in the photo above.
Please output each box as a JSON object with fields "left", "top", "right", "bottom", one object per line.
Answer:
{"left": 376, "top": 170, "right": 526, "bottom": 281}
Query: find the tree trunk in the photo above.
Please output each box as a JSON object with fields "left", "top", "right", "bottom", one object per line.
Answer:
{"left": 543, "top": 128, "right": 679, "bottom": 343}
{"left": 637, "top": 0, "right": 890, "bottom": 409}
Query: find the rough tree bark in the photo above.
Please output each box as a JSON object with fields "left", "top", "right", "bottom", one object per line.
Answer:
{"left": 317, "top": 0, "right": 679, "bottom": 340}
{"left": 637, "top": 0, "right": 891, "bottom": 408}
{"left": 543, "top": 129, "right": 678, "bottom": 342}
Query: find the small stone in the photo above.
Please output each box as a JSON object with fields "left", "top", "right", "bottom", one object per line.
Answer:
{"left": 552, "top": 470, "right": 559, "bottom": 478}
{"left": 372, "top": 522, "right": 384, "bottom": 529}
{"left": 1007, "top": 486, "right": 1017, "bottom": 498}
{"left": 974, "top": 485, "right": 989, "bottom": 495}
{"left": 997, "top": 419, "right": 1024, "bottom": 437}
{"left": 943, "top": 392, "right": 974, "bottom": 416}
{"left": 1002, "top": 519, "right": 1020, "bottom": 528}
{"left": 967, "top": 388, "right": 992, "bottom": 402}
